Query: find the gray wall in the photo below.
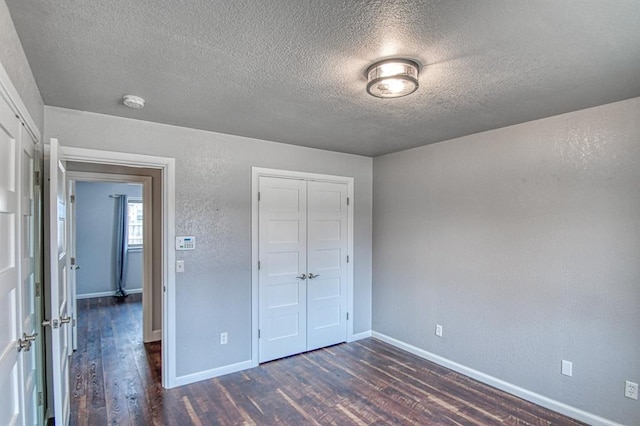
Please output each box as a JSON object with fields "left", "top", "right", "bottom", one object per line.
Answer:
{"left": 372, "top": 97, "right": 640, "bottom": 425}
{"left": 44, "top": 106, "right": 373, "bottom": 377}
{"left": 75, "top": 181, "right": 143, "bottom": 296}
{"left": 0, "top": 0, "right": 44, "bottom": 132}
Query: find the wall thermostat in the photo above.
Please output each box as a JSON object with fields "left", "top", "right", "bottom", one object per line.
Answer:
{"left": 176, "top": 236, "right": 196, "bottom": 250}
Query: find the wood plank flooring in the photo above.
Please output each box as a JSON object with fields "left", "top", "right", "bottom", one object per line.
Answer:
{"left": 70, "top": 297, "right": 585, "bottom": 425}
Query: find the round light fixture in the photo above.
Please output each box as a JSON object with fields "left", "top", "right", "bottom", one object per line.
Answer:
{"left": 366, "top": 59, "right": 419, "bottom": 98}
{"left": 122, "top": 94, "right": 146, "bottom": 109}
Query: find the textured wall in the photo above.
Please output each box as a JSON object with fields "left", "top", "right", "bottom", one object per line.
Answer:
{"left": 373, "top": 97, "right": 640, "bottom": 425}
{"left": 75, "top": 181, "right": 143, "bottom": 296}
{"left": 44, "top": 106, "right": 373, "bottom": 377}
{"left": 0, "top": 0, "right": 43, "bottom": 132}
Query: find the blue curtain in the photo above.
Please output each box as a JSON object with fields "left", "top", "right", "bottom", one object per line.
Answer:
{"left": 114, "top": 195, "right": 129, "bottom": 297}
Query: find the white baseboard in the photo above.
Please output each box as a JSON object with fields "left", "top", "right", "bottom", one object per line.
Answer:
{"left": 173, "top": 360, "right": 254, "bottom": 388}
{"left": 371, "top": 331, "right": 621, "bottom": 426}
{"left": 76, "top": 288, "right": 143, "bottom": 299}
{"left": 349, "top": 330, "right": 372, "bottom": 342}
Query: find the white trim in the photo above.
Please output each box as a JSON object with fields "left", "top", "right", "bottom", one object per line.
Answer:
{"left": 348, "top": 330, "right": 372, "bottom": 342}
{"left": 66, "top": 171, "right": 153, "bottom": 343}
{"left": 174, "top": 360, "right": 254, "bottom": 388}
{"left": 60, "top": 146, "right": 177, "bottom": 389}
{"left": 251, "top": 167, "right": 355, "bottom": 367}
{"left": 151, "top": 329, "right": 162, "bottom": 342}
{"left": 371, "top": 332, "right": 621, "bottom": 426}
{"left": 0, "top": 60, "right": 41, "bottom": 144}
{"left": 76, "top": 289, "right": 143, "bottom": 300}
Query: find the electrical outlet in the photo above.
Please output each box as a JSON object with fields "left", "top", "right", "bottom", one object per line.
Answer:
{"left": 220, "top": 332, "right": 228, "bottom": 345}
{"left": 435, "top": 324, "right": 443, "bottom": 337}
{"left": 561, "top": 360, "right": 572, "bottom": 377}
{"left": 625, "top": 381, "right": 638, "bottom": 400}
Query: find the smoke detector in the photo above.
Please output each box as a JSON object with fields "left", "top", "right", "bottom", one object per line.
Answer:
{"left": 122, "top": 94, "right": 145, "bottom": 109}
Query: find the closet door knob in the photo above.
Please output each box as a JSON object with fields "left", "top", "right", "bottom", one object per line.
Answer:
{"left": 296, "top": 274, "right": 307, "bottom": 280}
{"left": 308, "top": 273, "right": 319, "bottom": 279}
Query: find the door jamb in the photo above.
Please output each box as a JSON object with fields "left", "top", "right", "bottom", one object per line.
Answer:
{"left": 66, "top": 171, "right": 155, "bottom": 343}
{"left": 251, "top": 167, "right": 355, "bottom": 367}
{"left": 59, "top": 147, "right": 177, "bottom": 388}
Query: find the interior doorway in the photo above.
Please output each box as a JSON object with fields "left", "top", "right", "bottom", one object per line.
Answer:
{"left": 66, "top": 172, "right": 155, "bottom": 345}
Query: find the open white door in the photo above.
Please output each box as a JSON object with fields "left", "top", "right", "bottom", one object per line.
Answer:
{"left": 46, "top": 139, "right": 71, "bottom": 425}
{"left": 67, "top": 179, "right": 78, "bottom": 351}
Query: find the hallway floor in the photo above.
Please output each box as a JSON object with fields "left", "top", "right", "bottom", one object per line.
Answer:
{"left": 70, "top": 297, "right": 584, "bottom": 425}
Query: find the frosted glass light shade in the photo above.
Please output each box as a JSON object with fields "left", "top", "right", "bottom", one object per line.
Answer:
{"left": 366, "top": 59, "right": 419, "bottom": 98}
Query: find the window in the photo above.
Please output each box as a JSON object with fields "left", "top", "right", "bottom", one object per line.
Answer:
{"left": 127, "top": 198, "right": 143, "bottom": 247}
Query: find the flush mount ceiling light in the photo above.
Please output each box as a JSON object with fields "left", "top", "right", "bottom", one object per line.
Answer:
{"left": 122, "top": 94, "right": 145, "bottom": 109}
{"left": 366, "top": 59, "right": 419, "bottom": 99}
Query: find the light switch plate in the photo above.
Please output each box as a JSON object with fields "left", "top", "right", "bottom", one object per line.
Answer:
{"left": 561, "top": 360, "right": 572, "bottom": 377}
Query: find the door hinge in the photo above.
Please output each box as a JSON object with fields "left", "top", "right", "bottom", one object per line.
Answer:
{"left": 258, "top": 192, "right": 261, "bottom": 202}
{"left": 35, "top": 282, "right": 41, "bottom": 297}
{"left": 346, "top": 255, "right": 349, "bottom": 263}
{"left": 70, "top": 194, "right": 75, "bottom": 203}
{"left": 70, "top": 257, "right": 76, "bottom": 266}
{"left": 258, "top": 261, "right": 261, "bottom": 270}
{"left": 346, "top": 312, "right": 349, "bottom": 321}
{"left": 258, "top": 329, "right": 261, "bottom": 338}
{"left": 73, "top": 318, "right": 77, "bottom": 327}
{"left": 34, "top": 170, "right": 40, "bottom": 185}
{"left": 37, "top": 392, "right": 43, "bottom": 406}
{"left": 347, "top": 197, "right": 350, "bottom": 206}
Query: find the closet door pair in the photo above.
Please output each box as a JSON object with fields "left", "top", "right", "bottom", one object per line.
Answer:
{"left": 258, "top": 177, "right": 348, "bottom": 363}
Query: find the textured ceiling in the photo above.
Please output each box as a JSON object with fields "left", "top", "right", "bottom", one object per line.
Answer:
{"left": 7, "top": 0, "right": 640, "bottom": 157}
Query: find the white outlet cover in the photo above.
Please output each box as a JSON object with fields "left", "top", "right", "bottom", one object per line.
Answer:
{"left": 435, "top": 324, "right": 443, "bottom": 337}
{"left": 561, "top": 360, "right": 573, "bottom": 377}
{"left": 625, "top": 381, "right": 638, "bottom": 400}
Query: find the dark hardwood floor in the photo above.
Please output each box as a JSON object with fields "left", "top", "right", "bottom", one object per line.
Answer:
{"left": 71, "top": 297, "right": 585, "bottom": 425}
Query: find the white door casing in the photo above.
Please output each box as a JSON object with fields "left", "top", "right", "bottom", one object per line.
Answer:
{"left": 0, "top": 88, "right": 23, "bottom": 426}
{"left": 255, "top": 171, "right": 352, "bottom": 363}
{"left": 306, "top": 181, "right": 348, "bottom": 352}
{"left": 46, "top": 139, "right": 71, "bottom": 425}
{"left": 258, "top": 177, "right": 308, "bottom": 363}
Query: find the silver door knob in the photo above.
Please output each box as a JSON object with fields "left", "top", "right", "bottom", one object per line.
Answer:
{"left": 308, "top": 273, "right": 320, "bottom": 279}
{"left": 23, "top": 332, "right": 37, "bottom": 342}
{"left": 296, "top": 274, "right": 307, "bottom": 280}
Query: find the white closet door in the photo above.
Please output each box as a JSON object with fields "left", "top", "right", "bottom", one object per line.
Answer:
{"left": 20, "top": 131, "right": 40, "bottom": 425}
{"left": 0, "top": 87, "right": 23, "bottom": 426}
{"left": 258, "top": 177, "right": 308, "bottom": 363}
{"left": 306, "top": 181, "right": 348, "bottom": 351}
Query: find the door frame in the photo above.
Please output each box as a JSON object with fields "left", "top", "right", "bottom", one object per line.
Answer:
{"left": 66, "top": 171, "right": 155, "bottom": 343}
{"left": 58, "top": 146, "right": 177, "bottom": 388}
{"left": 251, "top": 167, "right": 355, "bottom": 366}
